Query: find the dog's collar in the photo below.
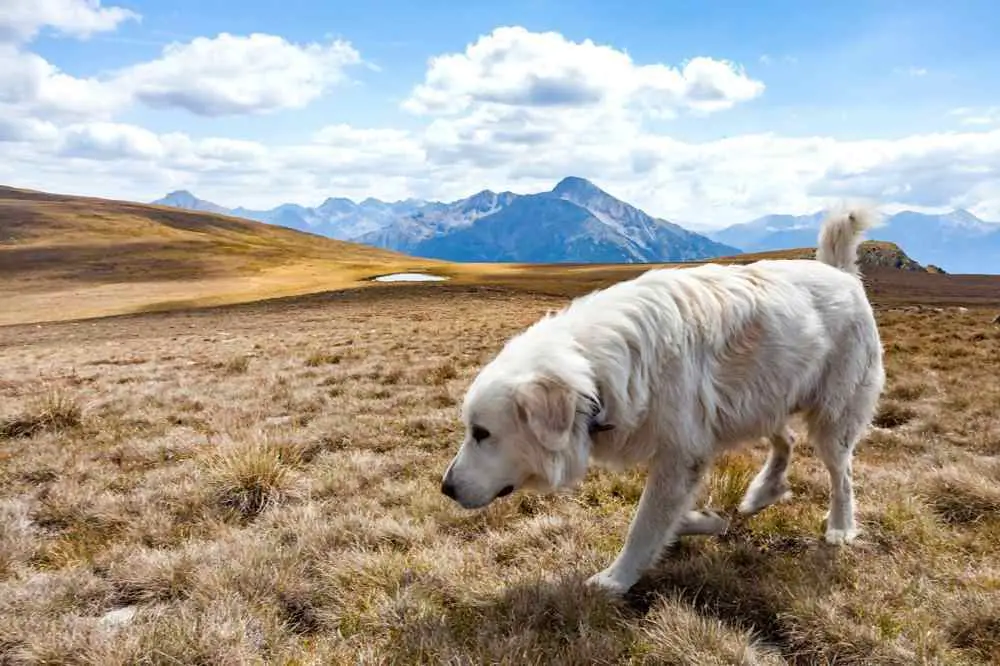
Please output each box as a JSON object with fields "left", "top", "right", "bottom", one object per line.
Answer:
{"left": 586, "top": 394, "right": 614, "bottom": 435}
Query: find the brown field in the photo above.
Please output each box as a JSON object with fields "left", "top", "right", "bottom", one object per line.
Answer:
{"left": 1, "top": 275, "right": 999, "bottom": 665}
{"left": 3, "top": 185, "right": 1000, "bottom": 663}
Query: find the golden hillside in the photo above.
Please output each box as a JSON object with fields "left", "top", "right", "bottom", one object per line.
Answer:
{"left": 0, "top": 185, "right": 447, "bottom": 325}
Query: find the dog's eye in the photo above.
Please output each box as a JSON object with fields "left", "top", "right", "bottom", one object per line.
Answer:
{"left": 471, "top": 425, "right": 490, "bottom": 442}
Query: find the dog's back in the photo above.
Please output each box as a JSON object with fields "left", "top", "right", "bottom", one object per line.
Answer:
{"left": 603, "top": 207, "right": 885, "bottom": 447}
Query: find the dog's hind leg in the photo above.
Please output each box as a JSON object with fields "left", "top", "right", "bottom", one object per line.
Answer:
{"left": 738, "top": 426, "right": 795, "bottom": 516}
{"left": 808, "top": 336, "right": 883, "bottom": 545}
{"left": 809, "top": 415, "right": 868, "bottom": 545}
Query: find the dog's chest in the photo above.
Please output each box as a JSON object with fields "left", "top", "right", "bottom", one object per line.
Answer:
{"left": 589, "top": 430, "right": 654, "bottom": 470}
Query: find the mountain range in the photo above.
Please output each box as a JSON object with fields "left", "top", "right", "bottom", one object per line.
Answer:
{"left": 153, "top": 178, "right": 740, "bottom": 264}
{"left": 153, "top": 179, "right": 1000, "bottom": 273}
{"left": 710, "top": 209, "right": 1000, "bottom": 274}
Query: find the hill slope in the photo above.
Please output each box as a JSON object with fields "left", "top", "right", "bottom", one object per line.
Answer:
{"left": 0, "top": 186, "right": 445, "bottom": 325}
{"left": 718, "top": 240, "right": 931, "bottom": 272}
{"left": 711, "top": 209, "right": 1000, "bottom": 274}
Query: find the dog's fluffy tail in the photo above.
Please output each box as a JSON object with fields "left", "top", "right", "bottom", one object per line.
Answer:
{"left": 816, "top": 207, "right": 878, "bottom": 277}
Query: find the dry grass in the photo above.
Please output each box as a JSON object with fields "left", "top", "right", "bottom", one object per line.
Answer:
{"left": 0, "top": 282, "right": 999, "bottom": 664}
{"left": 0, "top": 185, "right": 452, "bottom": 326}
{"left": 0, "top": 389, "right": 82, "bottom": 439}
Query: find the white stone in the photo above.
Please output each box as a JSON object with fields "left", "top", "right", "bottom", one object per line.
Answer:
{"left": 99, "top": 605, "right": 138, "bottom": 629}
{"left": 372, "top": 273, "right": 448, "bottom": 283}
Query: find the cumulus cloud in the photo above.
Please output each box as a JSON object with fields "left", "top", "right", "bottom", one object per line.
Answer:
{"left": 4, "top": 21, "right": 1000, "bottom": 227}
{"left": 403, "top": 26, "right": 763, "bottom": 116}
{"left": 403, "top": 26, "right": 764, "bottom": 186}
{"left": 311, "top": 124, "right": 414, "bottom": 148}
{"left": 118, "top": 33, "right": 362, "bottom": 116}
{"left": 0, "top": 0, "right": 139, "bottom": 43}
{"left": 0, "top": 45, "right": 126, "bottom": 122}
{"left": 57, "top": 121, "right": 164, "bottom": 160}
{"left": 11, "top": 113, "right": 1000, "bottom": 227}
{"left": 0, "top": 115, "right": 59, "bottom": 143}
{"left": 51, "top": 122, "right": 276, "bottom": 172}
{"left": 285, "top": 125, "right": 426, "bottom": 177}
{"left": 0, "top": 32, "right": 363, "bottom": 124}
{"left": 810, "top": 130, "right": 1000, "bottom": 208}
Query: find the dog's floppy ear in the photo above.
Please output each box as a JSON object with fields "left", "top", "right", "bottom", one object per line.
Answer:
{"left": 514, "top": 375, "right": 575, "bottom": 451}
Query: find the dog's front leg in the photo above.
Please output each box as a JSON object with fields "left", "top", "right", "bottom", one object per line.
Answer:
{"left": 586, "top": 455, "right": 702, "bottom": 596}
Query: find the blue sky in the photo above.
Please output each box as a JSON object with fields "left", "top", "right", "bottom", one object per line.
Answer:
{"left": 4, "top": 0, "right": 1000, "bottom": 225}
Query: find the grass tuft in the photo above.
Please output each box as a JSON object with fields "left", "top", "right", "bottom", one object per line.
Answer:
{"left": 872, "top": 400, "right": 918, "bottom": 429}
{"left": 0, "top": 389, "right": 82, "bottom": 439}
{"left": 305, "top": 351, "right": 343, "bottom": 367}
{"left": 640, "top": 594, "right": 786, "bottom": 665}
{"left": 424, "top": 361, "right": 459, "bottom": 385}
{"left": 702, "top": 453, "right": 756, "bottom": 511}
{"left": 948, "top": 602, "right": 1000, "bottom": 664}
{"left": 924, "top": 469, "right": 1000, "bottom": 526}
{"left": 220, "top": 354, "right": 251, "bottom": 375}
{"left": 206, "top": 434, "right": 303, "bottom": 520}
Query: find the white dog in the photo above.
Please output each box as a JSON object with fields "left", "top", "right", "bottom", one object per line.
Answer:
{"left": 440, "top": 208, "right": 885, "bottom": 596}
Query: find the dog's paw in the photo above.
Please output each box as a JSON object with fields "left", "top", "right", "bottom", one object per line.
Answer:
{"left": 585, "top": 570, "right": 632, "bottom": 597}
{"left": 824, "top": 526, "right": 859, "bottom": 546}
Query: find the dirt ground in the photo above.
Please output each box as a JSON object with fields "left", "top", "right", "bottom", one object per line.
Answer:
{"left": 1, "top": 281, "right": 999, "bottom": 664}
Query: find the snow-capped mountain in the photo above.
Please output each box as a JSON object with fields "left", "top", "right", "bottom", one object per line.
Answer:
{"left": 152, "top": 190, "right": 231, "bottom": 216}
{"left": 151, "top": 191, "right": 426, "bottom": 241}
{"left": 357, "top": 189, "right": 518, "bottom": 253}
{"left": 367, "top": 178, "right": 739, "bottom": 262}
{"left": 150, "top": 179, "right": 740, "bottom": 264}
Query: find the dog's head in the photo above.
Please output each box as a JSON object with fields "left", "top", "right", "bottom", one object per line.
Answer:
{"left": 440, "top": 364, "right": 597, "bottom": 510}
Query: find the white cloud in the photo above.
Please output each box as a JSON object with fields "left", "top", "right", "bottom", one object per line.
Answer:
{"left": 9, "top": 114, "right": 1000, "bottom": 227}
{"left": 0, "top": 31, "right": 363, "bottom": 124}
{"left": 950, "top": 106, "right": 1000, "bottom": 126}
{"left": 0, "top": 45, "right": 126, "bottom": 122}
{"left": 403, "top": 26, "right": 763, "bottom": 116}
{"left": 58, "top": 121, "right": 164, "bottom": 160}
{"left": 117, "top": 33, "right": 362, "bottom": 116}
{"left": 282, "top": 125, "right": 426, "bottom": 181}
{"left": 403, "top": 26, "right": 765, "bottom": 199}
{"left": 0, "top": 115, "right": 58, "bottom": 143}
{"left": 312, "top": 124, "right": 413, "bottom": 148}
{"left": 4, "top": 24, "right": 1000, "bottom": 227}
{"left": 0, "top": 0, "right": 139, "bottom": 44}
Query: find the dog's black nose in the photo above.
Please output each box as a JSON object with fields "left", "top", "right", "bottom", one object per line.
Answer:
{"left": 441, "top": 480, "right": 457, "bottom": 499}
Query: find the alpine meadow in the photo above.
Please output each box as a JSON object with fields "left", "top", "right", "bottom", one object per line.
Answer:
{"left": 4, "top": 1, "right": 1000, "bottom": 664}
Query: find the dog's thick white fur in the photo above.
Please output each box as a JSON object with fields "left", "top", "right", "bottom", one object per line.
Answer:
{"left": 441, "top": 208, "right": 886, "bottom": 596}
